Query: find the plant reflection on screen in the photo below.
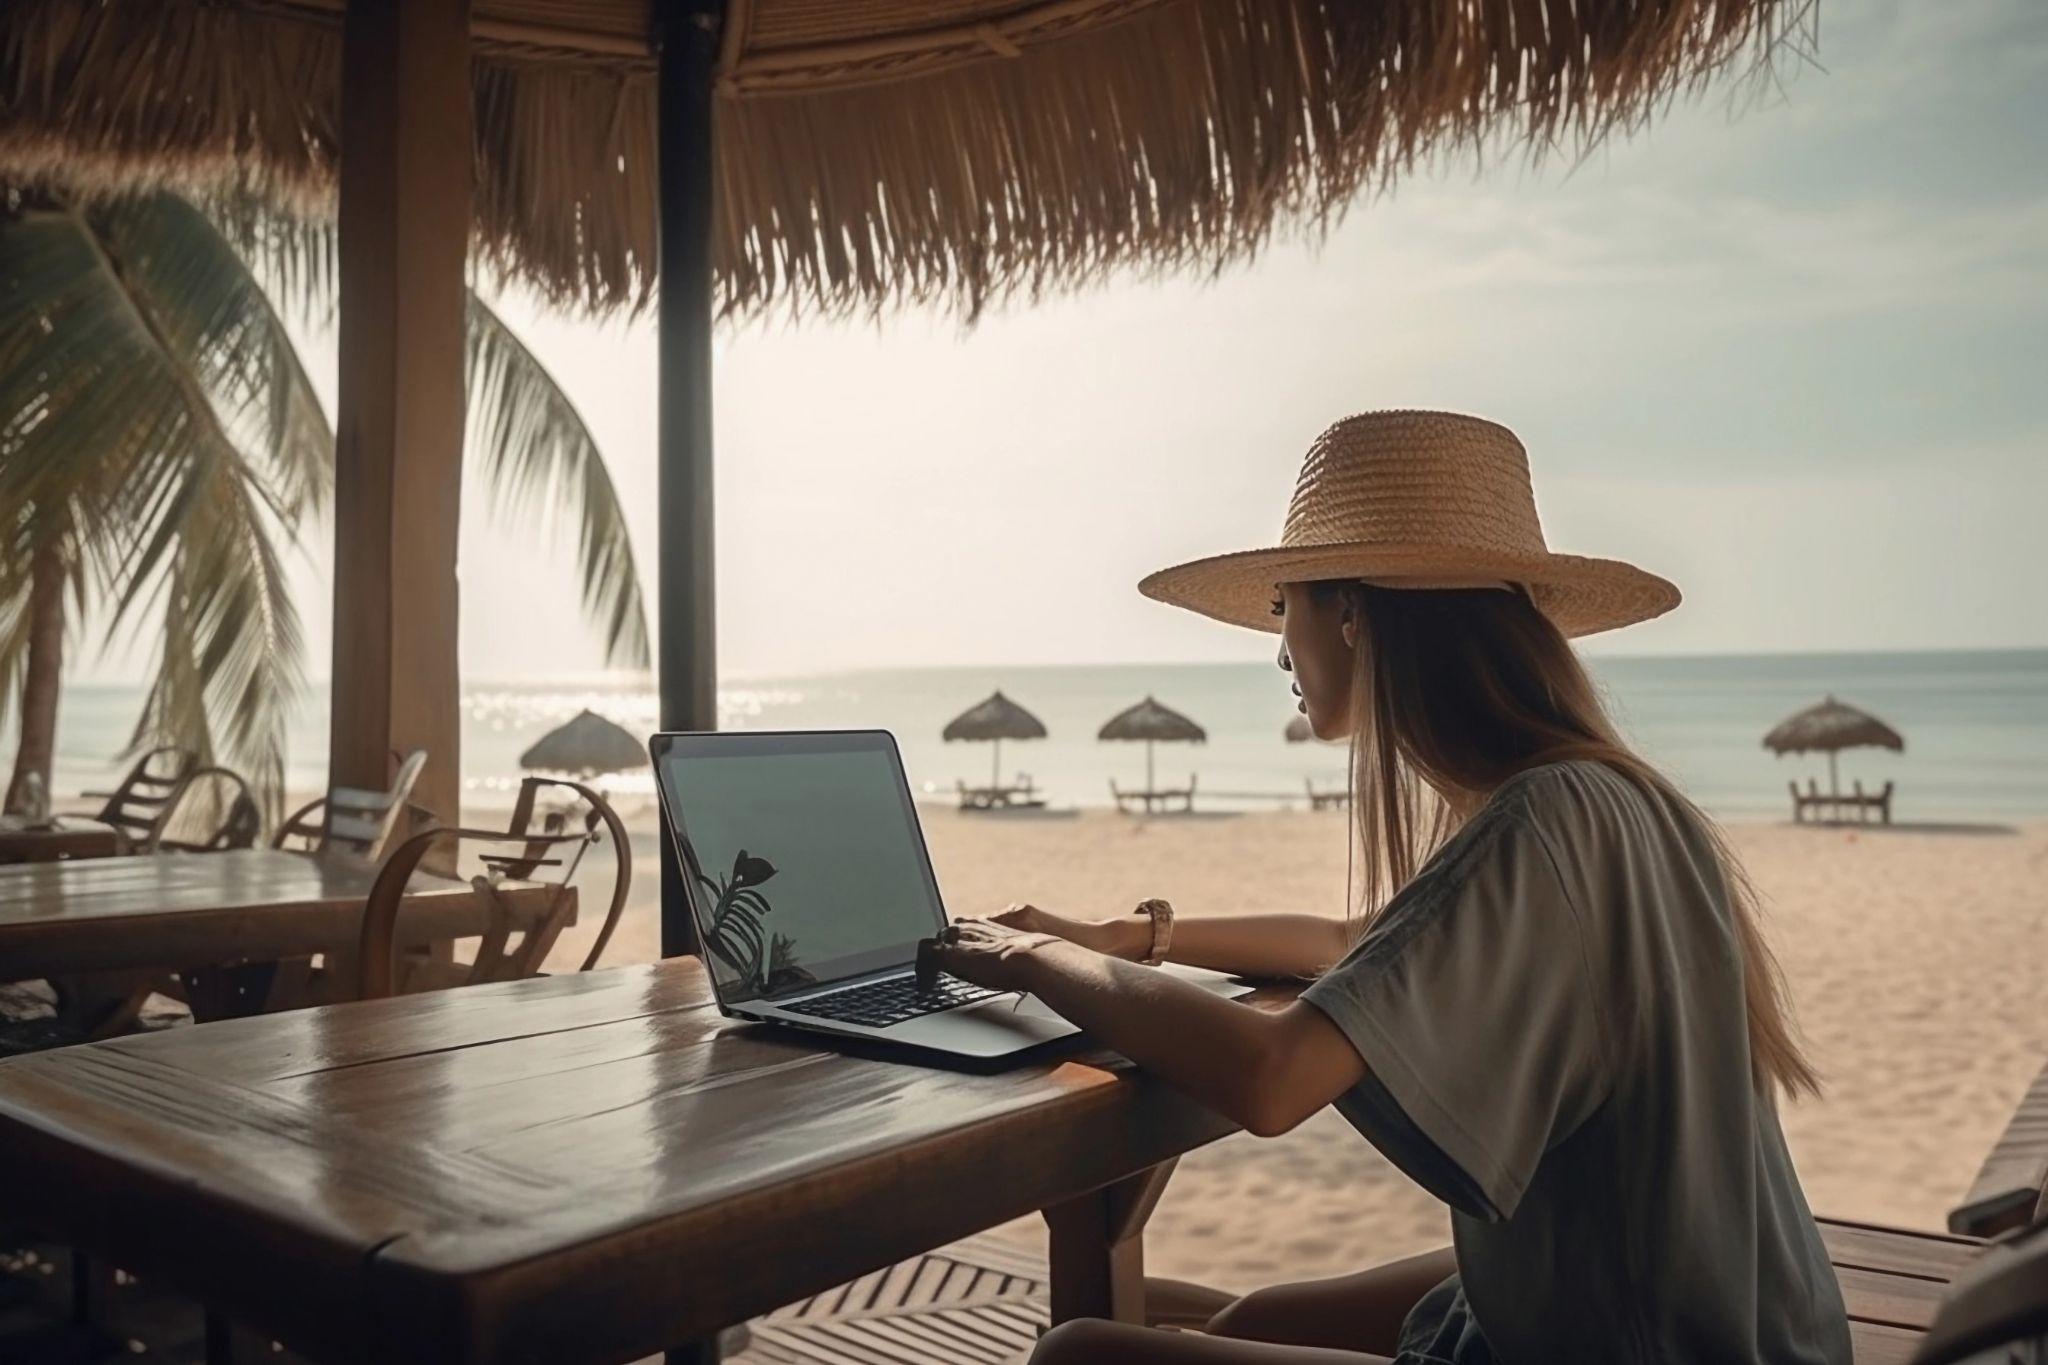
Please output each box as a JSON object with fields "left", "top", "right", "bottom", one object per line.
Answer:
{"left": 696, "top": 849, "right": 817, "bottom": 1000}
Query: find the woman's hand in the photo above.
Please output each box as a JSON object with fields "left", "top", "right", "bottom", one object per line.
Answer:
{"left": 987, "top": 902, "right": 1150, "bottom": 961}
{"left": 920, "top": 918, "right": 1063, "bottom": 993}
{"left": 924, "top": 917, "right": 1369, "bottom": 1139}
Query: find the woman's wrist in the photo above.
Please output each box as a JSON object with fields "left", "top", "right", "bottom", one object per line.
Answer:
{"left": 1095, "top": 914, "right": 1155, "bottom": 962}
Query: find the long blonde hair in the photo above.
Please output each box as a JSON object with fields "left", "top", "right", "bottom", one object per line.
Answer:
{"left": 1326, "top": 581, "right": 1819, "bottom": 1100}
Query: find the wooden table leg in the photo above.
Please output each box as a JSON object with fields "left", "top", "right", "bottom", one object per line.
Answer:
{"left": 48, "top": 970, "right": 160, "bottom": 1037}
{"left": 1043, "top": 1159, "right": 1178, "bottom": 1325}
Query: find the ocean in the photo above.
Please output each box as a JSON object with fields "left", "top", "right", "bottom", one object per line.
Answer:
{"left": 32, "top": 650, "right": 2048, "bottom": 824}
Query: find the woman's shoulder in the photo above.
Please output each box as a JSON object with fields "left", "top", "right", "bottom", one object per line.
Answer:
{"left": 1491, "top": 759, "right": 1715, "bottom": 890}
{"left": 1486, "top": 759, "right": 1692, "bottom": 858}
{"left": 1488, "top": 759, "right": 1641, "bottom": 825}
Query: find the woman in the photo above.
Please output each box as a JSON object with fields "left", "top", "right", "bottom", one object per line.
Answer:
{"left": 927, "top": 412, "right": 1852, "bottom": 1364}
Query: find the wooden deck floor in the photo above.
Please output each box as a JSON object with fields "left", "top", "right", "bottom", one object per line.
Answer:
{"left": 0, "top": 1217, "right": 1978, "bottom": 1363}
{"left": 734, "top": 1233, "right": 1046, "bottom": 1365}
{"left": 0, "top": 1232, "right": 1049, "bottom": 1365}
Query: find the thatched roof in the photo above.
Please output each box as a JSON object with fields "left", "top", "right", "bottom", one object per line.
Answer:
{"left": 519, "top": 707, "right": 649, "bottom": 775}
{"left": 1762, "top": 696, "right": 1905, "bottom": 756}
{"left": 1099, "top": 696, "right": 1205, "bottom": 744}
{"left": 942, "top": 690, "right": 1047, "bottom": 743}
{"left": 1, "top": 0, "right": 1803, "bottom": 320}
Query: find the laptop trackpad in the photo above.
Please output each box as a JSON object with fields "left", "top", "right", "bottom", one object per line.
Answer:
{"left": 887, "top": 994, "right": 1079, "bottom": 1056}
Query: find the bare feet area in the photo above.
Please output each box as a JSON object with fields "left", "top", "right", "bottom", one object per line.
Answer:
{"left": 555, "top": 809, "right": 2048, "bottom": 1293}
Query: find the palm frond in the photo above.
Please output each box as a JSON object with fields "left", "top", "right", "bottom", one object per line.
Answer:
{"left": 466, "top": 295, "right": 650, "bottom": 670}
{"left": 0, "top": 537, "right": 35, "bottom": 737}
{"left": 0, "top": 190, "right": 320, "bottom": 817}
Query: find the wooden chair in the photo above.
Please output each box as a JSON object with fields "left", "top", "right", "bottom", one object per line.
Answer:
{"left": 272, "top": 749, "right": 427, "bottom": 861}
{"left": 154, "top": 767, "right": 263, "bottom": 853}
{"left": 70, "top": 746, "right": 195, "bottom": 852}
{"left": 355, "top": 776, "right": 631, "bottom": 1000}
{"left": 1950, "top": 1058, "right": 2048, "bottom": 1237}
{"left": 176, "top": 752, "right": 428, "bottom": 1019}
{"left": 1908, "top": 1215, "right": 2048, "bottom": 1364}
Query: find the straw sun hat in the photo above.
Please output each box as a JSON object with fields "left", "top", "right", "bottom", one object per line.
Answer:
{"left": 1139, "top": 410, "right": 1680, "bottom": 638}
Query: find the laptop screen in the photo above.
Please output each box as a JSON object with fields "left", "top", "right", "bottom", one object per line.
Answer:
{"left": 653, "top": 731, "right": 948, "bottom": 1004}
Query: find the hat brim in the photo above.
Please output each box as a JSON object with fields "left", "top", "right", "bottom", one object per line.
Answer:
{"left": 1139, "top": 541, "right": 1681, "bottom": 639}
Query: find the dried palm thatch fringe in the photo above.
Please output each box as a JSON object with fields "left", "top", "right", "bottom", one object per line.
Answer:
{"left": 0, "top": 0, "right": 1811, "bottom": 322}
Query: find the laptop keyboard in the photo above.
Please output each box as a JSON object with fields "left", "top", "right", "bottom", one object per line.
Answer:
{"left": 779, "top": 973, "right": 1002, "bottom": 1028}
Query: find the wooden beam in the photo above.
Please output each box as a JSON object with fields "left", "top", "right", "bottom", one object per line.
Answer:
{"left": 329, "top": 0, "right": 473, "bottom": 828}
{"left": 656, "top": 0, "right": 719, "bottom": 961}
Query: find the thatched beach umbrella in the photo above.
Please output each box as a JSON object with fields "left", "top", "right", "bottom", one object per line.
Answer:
{"left": 0, "top": 0, "right": 1805, "bottom": 959}
{"left": 942, "top": 691, "right": 1047, "bottom": 788}
{"left": 1100, "top": 696, "right": 1206, "bottom": 793}
{"left": 1284, "top": 714, "right": 1314, "bottom": 744}
{"left": 1763, "top": 696, "right": 1905, "bottom": 797}
{"left": 519, "top": 708, "right": 648, "bottom": 779}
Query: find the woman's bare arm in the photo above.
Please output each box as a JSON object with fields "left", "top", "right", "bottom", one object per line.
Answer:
{"left": 992, "top": 904, "right": 1350, "bottom": 979}
{"left": 927, "top": 926, "right": 1365, "bottom": 1137}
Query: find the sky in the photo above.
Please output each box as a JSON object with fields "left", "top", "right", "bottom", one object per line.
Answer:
{"left": 89, "top": 0, "right": 2048, "bottom": 684}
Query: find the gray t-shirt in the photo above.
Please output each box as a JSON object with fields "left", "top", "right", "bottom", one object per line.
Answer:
{"left": 1301, "top": 760, "right": 1851, "bottom": 1365}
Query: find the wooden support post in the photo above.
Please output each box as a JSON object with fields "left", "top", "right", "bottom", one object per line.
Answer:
{"left": 329, "top": 0, "right": 472, "bottom": 832}
{"left": 1043, "top": 1160, "right": 1178, "bottom": 1325}
{"left": 654, "top": 27, "right": 721, "bottom": 1365}
{"left": 656, "top": 0, "right": 720, "bottom": 961}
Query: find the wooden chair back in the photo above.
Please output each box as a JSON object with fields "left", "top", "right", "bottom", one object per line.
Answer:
{"left": 82, "top": 747, "right": 196, "bottom": 849}
{"left": 156, "top": 767, "right": 263, "bottom": 852}
{"left": 354, "top": 776, "right": 631, "bottom": 1000}
{"left": 274, "top": 750, "right": 428, "bottom": 860}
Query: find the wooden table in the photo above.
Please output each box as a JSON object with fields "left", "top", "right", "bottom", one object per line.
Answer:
{"left": 0, "top": 960, "right": 1243, "bottom": 1364}
{"left": 0, "top": 848, "right": 571, "bottom": 983}
{"left": 0, "top": 815, "right": 125, "bottom": 865}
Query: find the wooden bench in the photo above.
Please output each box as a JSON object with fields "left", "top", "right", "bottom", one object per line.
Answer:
{"left": 1791, "top": 778, "right": 1894, "bottom": 825}
{"left": 957, "top": 777, "right": 1047, "bottom": 812}
{"left": 1305, "top": 779, "right": 1348, "bottom": 811}
{"left": 1110, "top": 776, "right": 1197, "bottom": 815}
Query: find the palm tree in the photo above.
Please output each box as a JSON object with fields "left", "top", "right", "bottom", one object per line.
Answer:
{"left": 0, "top": 187, "right": 647, "bottom": 817}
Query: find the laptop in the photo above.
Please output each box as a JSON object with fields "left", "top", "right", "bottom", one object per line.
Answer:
{"left": 649, "top": 729, "right": 1251, "bottom": 1061}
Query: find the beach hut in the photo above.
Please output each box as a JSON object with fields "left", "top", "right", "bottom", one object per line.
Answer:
{"left": 1, "top": 0, "right": 1807, "bottom": 947}
{"left": 1100, "top": 697, "right": 1206, "bottom": 813}
{"left": 520, "top": 709, "right": 648, "bottom": 779}
{"left": 1764, "top": 695, "right": 1905, "bottom": 823}
{"left": 942, "top": 691, "right": 1047, "bottom": 809}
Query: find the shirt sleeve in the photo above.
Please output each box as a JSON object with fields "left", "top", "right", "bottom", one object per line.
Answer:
{"left": 1300, "top": 776, "right": 1612, "bottom": 1223}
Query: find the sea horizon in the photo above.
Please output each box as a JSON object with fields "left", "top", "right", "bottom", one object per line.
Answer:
{"left": 34, "top": 646, "right": 2048, "bottom": 824}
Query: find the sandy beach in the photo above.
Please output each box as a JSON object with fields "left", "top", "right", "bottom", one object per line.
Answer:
{"left": 545, "top": 805, "right": 2048, "bottom": 1294}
